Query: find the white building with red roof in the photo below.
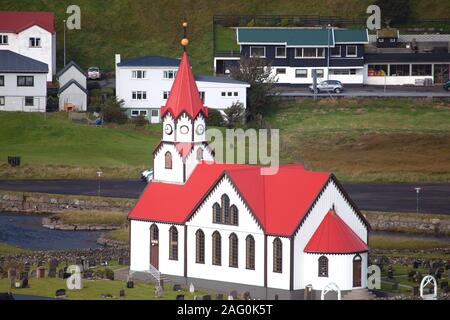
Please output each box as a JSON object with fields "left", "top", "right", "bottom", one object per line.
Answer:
{"left": 128, "top": 50, "right": 370, "bottom": 300}
{"left": 0, "top": 11, "right": 56, "bottom": 82}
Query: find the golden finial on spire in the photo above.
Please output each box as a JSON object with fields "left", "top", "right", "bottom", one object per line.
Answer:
{"left": 181, "top": 21, "right": 189, "bottom": 51}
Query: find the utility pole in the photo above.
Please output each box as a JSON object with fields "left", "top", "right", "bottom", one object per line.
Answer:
{"left": 97, "top": 171, "right": 103, "bottom": 197}
{"left": 415, "top": 187, "right": 421, "bottom": 213}
{"left": 327, "top": 24, "right": 331, "bottom": 81}
{"left": 63, "top": 19, "right": 67, "bottom": 67}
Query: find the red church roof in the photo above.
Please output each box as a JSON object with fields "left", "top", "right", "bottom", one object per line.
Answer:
{"left": 128, "top": 162, "right": 337, "bottom": 237}
{"left": 160, "top": 52, "right": 208, "bottom": 119}
{"left": 0, "top": 11, "right": 55, "bottom": 34}
{"left": 304, "top": 210, "right": 368, "bottom": 254}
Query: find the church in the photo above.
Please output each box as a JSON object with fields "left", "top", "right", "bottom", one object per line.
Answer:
{"left": 128, "top": 39, "right": 370, "bottom": 300}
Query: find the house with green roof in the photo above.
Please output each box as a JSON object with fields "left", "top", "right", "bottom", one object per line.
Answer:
{"left": 214, "top": 27, "right": 369, "bottom": 85}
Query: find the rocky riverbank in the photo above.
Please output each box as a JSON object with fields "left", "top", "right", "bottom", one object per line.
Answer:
{"left": 42, "top": 216, "right": 124, "bottom": 231}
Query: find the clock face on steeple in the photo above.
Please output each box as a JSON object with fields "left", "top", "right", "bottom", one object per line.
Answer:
{"left": 196, "top": 124, "right": 205, "bottom": 135}
{"left": 165, "top": 124, "right": 173, "bottom": 135}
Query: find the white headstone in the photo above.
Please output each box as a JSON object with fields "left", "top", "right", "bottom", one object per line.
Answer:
{"left": 189, "top": 283, "right": 195, "bottom": 293}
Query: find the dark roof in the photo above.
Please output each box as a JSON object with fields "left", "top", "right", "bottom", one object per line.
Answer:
{"left": 237, "top": 28, "right": 334, "bottom": 46}
{"left": 0, "top": 50, "right": 48, "bottom": 73}
{"left": 57, "top": 61, "right": 87, "bottom": 78}
{"left": 334, "top": 29, "right": 369, "bottom": 43}
{"left": 195, "top": 75, "right": 249, "bottom": 85}
{"left": 58, "top": 79, "right": 89, "bottom": 95}
{"left": 117, "top": 55, "right": 180, "bottom": 67}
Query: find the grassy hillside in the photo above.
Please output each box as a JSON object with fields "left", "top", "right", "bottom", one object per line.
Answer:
{"left": 0, "top": 0, "right": 448, "bottom": 74}
{"left": 1, "top": 97, "right": 450, "bottom": 182}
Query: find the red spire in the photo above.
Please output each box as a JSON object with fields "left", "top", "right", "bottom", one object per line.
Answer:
{"left": 161, "top": 52, "right": 208, "bottom": 119}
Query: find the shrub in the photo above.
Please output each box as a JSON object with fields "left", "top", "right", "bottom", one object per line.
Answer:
{"left": 223, "top": 102, "right": 245, "bottom": 128}
{"left": 206, "top": 108, "right": 224, "bottom": 127}
{"left": 101, "top": 97, "right": 128, "bottom": 124}
{"left": 132, "top": 115, "right": 149, "bottom": 127}
{"left": 87, "top": 81, "right": 101, "bottom": 91}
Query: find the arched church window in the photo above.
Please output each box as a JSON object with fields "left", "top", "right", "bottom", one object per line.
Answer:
{"left": 229, "top": 233, "right": 238, "bottom": 268}
{"left": 169, "top": 226, "right": 178, "bottom": 260}
{"left": 197, "top": 148, "right": 204, "bottom": 161}
{"left": 246, "top": 235, "right": 255, "bottom": 270}
{"left": 165, "top": 151, "right": 172, "bottom": 169}
{"left": 212, "top": 203, "right": 221, "bottom": 223}
{"left": 318, "top": 256, "right": 328, "bottom": 277}
{"left": 196, "top": 229, "right": 205, "bottom": 264}
{"left": 221, "top": 194, "right": 230, "bottom": 224}
{"left": 150, "top": 224, "right": 159, "bottom": 242}
{"left": 212, "top": 231, "right": 222, "bottom": 266}
{"left": 273, "top": 238, "right": 282, "bottom": 273}
{"left": 230, "top": 205, "right": 239, "bottom": 226}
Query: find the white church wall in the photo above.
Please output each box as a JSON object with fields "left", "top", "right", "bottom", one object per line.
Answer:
{"left": 162, "top": 113, "right": 175, "bottom": 142}
{"left": 184, "top": 144, "right": 214, "bottom": 181}
{"left": 175, "top": 114, "right": 193, "bottom": 143}
{"left": 186, "top": 176, "right": 265, "bottom": 287}
{"left": 293, "top": 179, "right": 368, "bottom": 290}
{"left": 130, "top": 220, "right": 151, "bottom": 271}
{"left": 266, "top": 236, "right": 291, "bottom": 290}
{"left": 153, "top": 143, "right": 184, "bottom": 183}
{"left": 156, "top": 223, "right": 185, "bottom": 277}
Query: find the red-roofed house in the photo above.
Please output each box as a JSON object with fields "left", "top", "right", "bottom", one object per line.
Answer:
{"left": 0, "top": 11, "right": 56, "bottom": 81}
{"left": 128, "top": 51, "right": 370, "bottom": 300}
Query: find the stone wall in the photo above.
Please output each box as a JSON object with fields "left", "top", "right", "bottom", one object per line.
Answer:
{"left": 365, "top": 213, "right": 450, "bottom": 236}
{"left": 0, "top": 192, "right": 135, "bottom": 214}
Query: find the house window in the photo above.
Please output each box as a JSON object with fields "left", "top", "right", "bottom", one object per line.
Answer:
{"left": 229, "top": 233, "right": 238, "bottom": 268}
{"left": 163, "top": 91, "right": 170, "bottom": 99}
{"left": 221, "top": 194, "right": 230, "bottom": 224}
{"left": 295, "top": 48, "right": 303, "bottom": 58}
{"left": 131, "top": 110, "right": 147, "bottom": 117}
{"left": 212, "top": 231, "right": 222, "bottom": 266}
{"left": 151, "top": 109, "right": 159, "bottom": 117}
{"left": 0, "top": 96, "right": 5, "bottom": 106}
{"left": 317, "top": 48, "right": 325, "bottom": 57}
{"left": 275, "top": 47, "right": 286, "bottom": 58}
{"left": 314, "top": 69, "right": 325, "bottom": 78}
{"left": 213, "top": 203, "right": 221, "bottom": 223}
{"left": 196, "top": 148, "right": 204, "bottom": 161}
{"left": 412, "top": 64, "right": 432, "bottom": 76}
{"left": 163, "top": 70, "right": 177, "bottom": 79}
{"left": 390, "top": 38, "right": 396, "bottom": 43}
{"left": 29, "top": 37, "right": 41, "bottom": 48}
{"left": 368, "top": 64, "right": 388, "bottom": 77}
{"left": 246, "top": 235, "right": 255, "bottom": 270}
{"left": 276, "top": 68, "right": 286, "bottom": 75}
{"left": 0, "top": 75, "right": 4, "bottom": 86}
{"left": 331, "top": 46, "right": 341, "bottom": 57}
{"left": 227, "top": 92, "right": 232, "bottom": 97}
{"left": 132, "top": 91, "right": 147, "bottom": 100}
{"left": 273, "top": 238, "right": 282, "bottom": 273}
{"left": 250, "top": 46, "right": 265, "bottom": 58}
{"left": 196, "top": 229, "right": 205, "bottom": 264}
{"left": 296, "top": 48, "right": 325, "bottom": 59}
{"left": 303, "top": 48, "right": 317, "bottom": 58}
{"left": 169, "top": 226, "right": 178, "bottom": 260}
{"left": 221, "top": 92, "right": 226, "bottom": 97}
{"left": 132, "top": 70, "right": 146, "bottom": 79}
{"left": 318, "top": 256, "right": 328, "bottom": 277}
{"left": 233, "top": 92, "right": 238, "bottom": 97}
{"left": 230, "top": 205, "right": 238, "bottom": 226}
{"left": 199, "top": 91, "right": 205, "bottom": 102}
{"left": 389, "top": 64, "right": 410, "bottom": 77}
{"left": 24, "top": 97, "right": 34, "bottom": 106}
{"left": 295, "top": 69, "right": 308, "bottom": 78}
{"left": 165, "top": 151, "right": 172, "bottom": 169}
{"left": 0, "top": 35, "right": 8, "bottom": 45}
{"left": 346, "top": 46, "right": 358, "bottom": 57}
{"left": 17, "top": 76, "right": 34, "bottom": 87}
{"left": 330, "top": 69, "right": 357, "bottom": 75}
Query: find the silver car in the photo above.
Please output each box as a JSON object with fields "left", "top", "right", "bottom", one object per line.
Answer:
{"left": 309, "top": 80, "right": 344, "bottom": 94}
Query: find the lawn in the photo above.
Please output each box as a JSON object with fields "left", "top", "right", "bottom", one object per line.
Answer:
{"left": 105, "top": 229, "right": 129, "bottom": 242}
{"left": 0, "top": 277, "right": 209, "bottom": 300}
{"left": 369, "top": 235, "right": 449, "bottom": 250}
{"left": 51, "top": 210, "right": 128, "bottom": 227}
{"left": 266, "top": 98, "right": 450, "bottom": 182}
{"left": 214, "top": 25, "right": 240, "bottom": 52}
{"left": 0, "top": 243, "right": 30, "bottom": 255}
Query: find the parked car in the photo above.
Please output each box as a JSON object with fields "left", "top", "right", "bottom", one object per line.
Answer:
{"left": 87, "top": 67, "right": 101, "bottom": 80}
{"left": 444, "top": 80, "right": 450, "bottom": 91}
{"left": 309, "top": 80, "right": 344, "bottom": 94}
{"left": 141, "top": 168, "right": 154, "bottom": 183}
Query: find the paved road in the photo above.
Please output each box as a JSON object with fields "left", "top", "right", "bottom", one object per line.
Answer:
{"left": 0, "top": 180, "right": 449, "bottom": 215}
{"left": 277, "top": 85, "right": 450, "bottom": 98}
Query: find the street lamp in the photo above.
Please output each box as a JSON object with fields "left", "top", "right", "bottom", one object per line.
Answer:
{"left": 327, "top": 24, "right": 332, "bottom": 81}
{"left": 63, "top": 19, "right": 67, "bottom": 67}
{"left": 415, "top": 187, "right": 421, "bottom": 213}
{"left": 97, "top": 171, "right": 103, "bottom": 197}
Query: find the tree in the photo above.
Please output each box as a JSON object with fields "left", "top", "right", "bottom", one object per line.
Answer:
{"left": 223, "top": 102, "right": 245, "bottom": 128}
{"left": 230, "top": 56, "right": 278, "bottom": 124}
{"left": 375, "top": 0, "right": 411, "bottom": 26}
{"left": 100, "top": 97, "right": 128, "bottom": 124}
{"left": 205, "top": 108, "right": 224, "bottom": 127}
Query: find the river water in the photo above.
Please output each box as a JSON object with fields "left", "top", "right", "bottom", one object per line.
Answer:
{"left": 0, "top": 212, "right": 102, "bottom": 251}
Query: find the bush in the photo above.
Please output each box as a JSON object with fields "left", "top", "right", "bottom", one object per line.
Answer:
{"left": 223, "top": 102, "right": 245, "bottom": 128}
{"left": 132, "top": 115, "right": 149, "bottom": 127}
{"left": 87, "top": 81, "right": 101, "bottom": 91}
{"left": 101, "top": 97, "right": 128, "bottom": 124}
{"left": 206, "top": 108, "right": 224, "bottom": 127}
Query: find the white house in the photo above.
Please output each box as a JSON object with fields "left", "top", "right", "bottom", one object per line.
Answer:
{"left": 0, "top": 11, "right": 56, "bottom": 82}
{"left": 115, "top": 54, "right": 249, "bottom": 124}
{"left": 128, "top": 52, "right": 371, "bottom": 300}
{"left": 0, "top": 50, "right": 48, "bottom": 112}
{"left": 57, "top": 61, "right": 88, "bottom": 111}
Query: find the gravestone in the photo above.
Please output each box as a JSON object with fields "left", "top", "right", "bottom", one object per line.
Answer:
{"left": 48, "top": 267, "right": 57, "bottom": 278}
{"left": 89, "top": 259, "right": 96, "bottom": 267}
{"left": 194, "top": 295, "right": 202, "bottom": 300}
{"left": 242, "top": 291, "right": 251, "bottom": 300}
{"left": 176, "top": 295, "right": 185, "bottom": 300}
{"left": 155, "top": 286, "right": 164, "bottom": 298}
{"left": 19, "top": 272, "right": 28, "bottom": 281}
{"left": 7, "top": 268, "right": 16, "bottom": 279}
{"left": 30, "top": 270, "right": 36, "bottom": 278}
{"left": 118, "top": 257, "right": 125, "bottom": 265}
{"left": 227, "top": 295, "right": 234, "bottom": 300}
{"left": 173, "top": 284, "right": 181, "bottom": 291}
{"left": 119, "top": 289, "right": 125, "bottom": 297}
{"left": 392, "top": 282, "right": 398, "bottom": 290}
{"left": 230, "top": 290, "right": 238, "bottom": 299}
{"left": 127, "top": 281, "right": 134, "bottom": 289}
{"left": 21, "top": 278, "right": 29, "bottom": 289}
{"left": 189, "top": 283, "right": 195, "bottom": 294}
{"left": 58, "top": 269, "right": 65, "bottom": 279}
{"left": 24, "top": 262, "right": 31, "bottom": 273}
{"left": 202, "top": 295, "right": 211, "bottom": 300}
{"left": 413, "top": 261, "right": 420, "bottom": 269}
{"left": 36, "top": 267, "right": 46, "bottom": 279}
{"left": 412, "top": 286, "right": 419, "bottom": 296}
{"left": 55, "top": 289, "right": 66, "bottom": 298}
{"left": 216, "top": 294, "right": 224, "bottom": 300}
{"left": 387, "top": 270, "right": 394, "bottom": 280}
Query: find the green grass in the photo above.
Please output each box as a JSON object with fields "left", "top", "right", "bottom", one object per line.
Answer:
{"left": 0, "top": 243, "right": 30, "bottom": 255}
{"left": 215, "top": 25, "right": 240, "bottom": 52}
{"left": 369, "top": 235, "right": 449, "bottom": 250}
{"left": 0, "top": 0, "right": 448, "bottom": 75}
{"left": 0, "top": 278, "right": 210, "bottom": 300}
{"left": 105, "top": 229, "right": 129, "bottom": 242}
{"left": 51, "top": 211, "right": 128, "bottom": 226}
{"left": 364, "top": 211, "right": 450, "bottom": 221}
